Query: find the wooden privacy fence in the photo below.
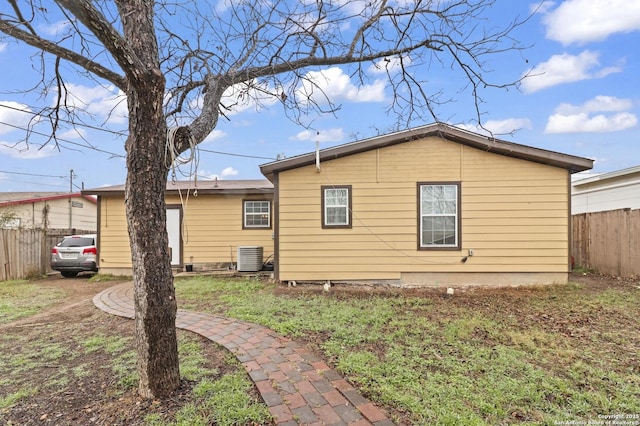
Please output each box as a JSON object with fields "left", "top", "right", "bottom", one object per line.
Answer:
{"left": 572, "top": 208, "right": 640, "bottom": 277}
{"left": 0, "top": 229, "right": 92, "bottom": 281}
{"left": 0, "top": 229, "right": 47, "bottom": 281}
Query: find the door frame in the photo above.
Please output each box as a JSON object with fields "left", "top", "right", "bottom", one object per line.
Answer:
{"left": 166, "top": 205, "right": 183, "bottom": 268}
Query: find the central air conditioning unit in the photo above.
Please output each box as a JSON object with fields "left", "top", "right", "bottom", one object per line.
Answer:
{"left": 237, "top": 246, "right": 263, "bottom": 272}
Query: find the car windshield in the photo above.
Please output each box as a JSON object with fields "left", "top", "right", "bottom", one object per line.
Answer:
{"left": 59, "top": 237, "right": 94, "bottom": 247}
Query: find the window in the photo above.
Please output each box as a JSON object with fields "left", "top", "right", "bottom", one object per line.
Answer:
{"left": 322, "top": 185, "right": 352, "bottom": 228}
{"left": 243, "top": 200, "right": 271, "bottom": 229}
{"left": 418, "top": 183, "right": 460, "bottom": 249}
{"left": 2, "top": 217, "right": 20, "bottom": 229}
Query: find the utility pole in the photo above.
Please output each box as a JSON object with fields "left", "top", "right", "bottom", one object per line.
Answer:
{"left": 69, "top": 169, "right": 75, "bottom": 231}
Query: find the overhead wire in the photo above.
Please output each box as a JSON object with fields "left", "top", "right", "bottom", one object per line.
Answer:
{"left": 0, "top": 170, "right": 66, "bottom": 179}
{"left": 0, "top": 101, "right": 129, "bottom": 137}
{"left": 0, "top": 103, "right": 279, "bottom": 161}
{"left": 0, "top": 177, "right": 69, "bottom": 189}
{"left": 0, "top": 170, "right": 82, "bottom": 190}
{"left": 0, "top": 120, "right": 125, "bottom": 158}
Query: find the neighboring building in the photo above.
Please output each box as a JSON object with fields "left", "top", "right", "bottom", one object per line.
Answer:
{"left": 84, "top": 180, "right": 274, "bottom": 275}
{"left": 260, "top": 123, "right": 593, "bottom": 287}
{"left": 571, "top": 165, "right": 640, "bottom": 277}
{"left": 0, "top": 192, "right": 97, "bottom": 231}
{"left": 571, "top": 165, "right": 640, "bottom": 214}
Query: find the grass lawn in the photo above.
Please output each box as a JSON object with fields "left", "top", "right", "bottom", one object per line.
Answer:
{"left": 0, "top": 279, "right": 67, "bottom": 324}
{"left": 0, "top": 277, "right": 271, "bottom": 425}
{"left": 175, "top": 274, "right": 640, "bottom": 425}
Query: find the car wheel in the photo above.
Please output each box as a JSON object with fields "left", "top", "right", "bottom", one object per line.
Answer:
{"left": 61, "top": 271, "right": 79, "bottom": 278}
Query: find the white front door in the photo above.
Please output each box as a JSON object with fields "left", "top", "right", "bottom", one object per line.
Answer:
{"left": 166, "top": 207, "right": 181, "bottom": 266}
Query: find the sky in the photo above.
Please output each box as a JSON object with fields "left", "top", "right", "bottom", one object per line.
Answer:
{"left": 0, "top": 0, "right": 638, "bottom": 193}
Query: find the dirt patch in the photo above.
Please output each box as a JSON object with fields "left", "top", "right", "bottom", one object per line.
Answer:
{"left": 0, "top": 275, "right": 241, "bottom": 426}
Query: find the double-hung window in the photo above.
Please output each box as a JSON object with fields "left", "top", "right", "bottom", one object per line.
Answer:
{"left": 243, "top": 200, "right": 271, "bottom": 229}
{"left": 418, "top": 182, "right": 460, "bottom": 249}
{"left": 322, "top": 185, "right": 352, "bottom": 228}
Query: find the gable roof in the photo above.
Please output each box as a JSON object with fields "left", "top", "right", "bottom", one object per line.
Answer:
{"left": 0, "top": 192, "right": 97, "bottom": 208}
{"left": 260, "top": 123, "right": 594, "bottom": 180}
{"left": 84, "top": 179, "right": 273, "bottom": 196}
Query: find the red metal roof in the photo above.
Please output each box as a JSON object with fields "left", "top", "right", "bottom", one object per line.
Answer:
{"left": 0, "top": 192, "right": 97, "bottom": 208}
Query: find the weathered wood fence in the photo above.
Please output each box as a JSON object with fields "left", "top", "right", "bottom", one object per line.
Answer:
{"left": 572, "top": 208, "right": 640, "bottom": 277}
{"left": 0, "top": 229, "right": 91, "bottom": 281}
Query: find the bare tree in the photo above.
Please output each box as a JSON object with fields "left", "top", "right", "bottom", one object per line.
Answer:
{"left": 0, "top": 0, "right": 528, "bottom": 397}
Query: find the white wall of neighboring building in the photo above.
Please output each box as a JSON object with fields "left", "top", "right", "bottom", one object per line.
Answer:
{"left": 0, "top": 193, "right": 97, "bottom": 230}
{"left": 572, "top": 166, "right": 640, "bottom": 214}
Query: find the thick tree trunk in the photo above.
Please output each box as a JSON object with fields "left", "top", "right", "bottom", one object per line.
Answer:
{"left": 124, "top": 79, "right": 180, "bottom": 399}
{"left": 118, "top": 0, "right": 180, "bottom": 399}
{"left": 125, "top": 110, "right": 180, "bottom": 397}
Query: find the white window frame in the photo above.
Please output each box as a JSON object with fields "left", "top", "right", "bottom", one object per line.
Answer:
{"left": 322, "top": 186, "right": 352, "bottom": 228}
{"left": 418, "top": 183, "right": 460, "bottom": 250}
{"left": 243, "top": 200, "right": 271, "bottom": 229}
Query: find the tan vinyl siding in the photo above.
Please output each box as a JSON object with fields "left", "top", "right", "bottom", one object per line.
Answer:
{"left": 97, "top": 193, "right": 274, "bottom": 273}
{"left": 276, "top": 136, "right": 570, "bottom": 281}
{"left": 97, "top": 196, "right": 131, "bottom": 270}
{"left": 166, "top": 195, "right": 274, "bottom": 265}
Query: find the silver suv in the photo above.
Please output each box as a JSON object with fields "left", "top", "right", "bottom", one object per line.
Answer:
{"left": 51, "top": 234, "right": 99, "bottom": 278}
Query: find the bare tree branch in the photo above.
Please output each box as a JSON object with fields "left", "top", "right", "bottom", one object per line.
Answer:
{"left": 0, "top": 18, "right": 126, "bottom": 90}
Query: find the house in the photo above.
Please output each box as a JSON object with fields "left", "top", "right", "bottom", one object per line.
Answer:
{"left": 259, "top": 123, "right": 593, "bottom": 287}
{"left": 572, "top": 165, "right": 640, "bottom": 214}
{"left": 84, "top": 180, "right": 274, "bottom": 275}
{"left": 0, "top": 192, "right": 97, "bottom": 231}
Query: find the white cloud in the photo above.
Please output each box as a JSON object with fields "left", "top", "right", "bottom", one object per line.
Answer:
{"left": 201, "top": 129, "right": 226, "bottom": 144}
{"left": 290, "top": 128, "right": 345, "bottom": 143}
{"left": 456, "top": 118, "right": 532, "bottom": 135}
{"left": 368, "top": 56, "right": 412, "bottom": 75}
{"left": 221, "top": 166, "right": 238, "bottom": 177}
{"left": 483, "top": 118, "right": 532, "bottom": 135}
{"left": 58, "top": 127, "right": 87, "bottom": 140}
{"left": 219, "top": 81, "right": 279, "bottom": 116}
{"left": 546, "top": 112, "right": 637, "bottom": 133}
{"left": 543, "top": 0, "right": 640, "bottom": 45}
{"left": 330, "top": 0, "right": 368, "bottom": 15}
{"left": 298, "top": 67, "right": 386, "bottom": 104}
{"left": 201, "top": 166, "right": 239, "bottom": 180}
{"left": 58, "top": 83, "right": 128, "bottom": 125}
{"left": 40, "top": 20, "right": 71, "bottom": 37}
{"left": 0, "top": 101, "right": 35, "bottom": 135}
{"left": 0, "top": 141, "right": 58, "bottom": 160}
{"left": 521, "top": 51, "right": 622, "bottom": 93}
{"left": 555, "top": 96, "right": 633, "bottom": 115}
{"left": 545, "top": 96, "right": 637, "bottom": 133}
{"left": 0, "top": 43, "right": 7, "bottom": 53}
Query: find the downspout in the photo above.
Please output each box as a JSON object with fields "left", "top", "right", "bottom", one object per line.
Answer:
{"left": 273, "top": 172, "right": 280, "bottom": 281}
{"left": 567, "top": 172, "right": 573, "bottom": 272}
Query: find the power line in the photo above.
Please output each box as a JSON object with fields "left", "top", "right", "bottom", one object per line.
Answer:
{"left": 0, "top": 177, "right": 69, "bottom": 189}
{"left": 0, "top": 169, "right": 84, "bottom": 190}
{"left": 0, "top": 104, "right": 280, "bottom": 161}
{"left": 0, "top": 170, "right": 66, "bottom": 179}
{"left": 0, "top": 120, "right": 125, "bottom": 158}
{"left": 0, "top": 102, "right": 128, "bottom": 137}
{"left": 198, "top": 147, "right": 276, "bottom": 161}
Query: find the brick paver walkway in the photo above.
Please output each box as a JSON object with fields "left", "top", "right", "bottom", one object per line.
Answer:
{"left": 93, "top": 283, "right": 395, "bottom": 426}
